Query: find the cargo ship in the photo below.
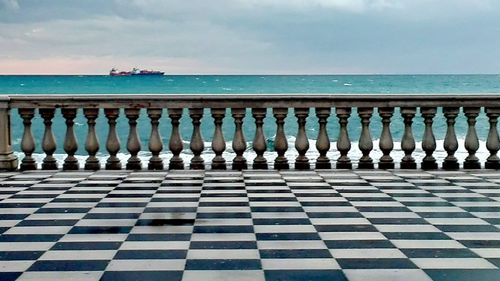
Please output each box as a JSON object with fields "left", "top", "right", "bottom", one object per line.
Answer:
{"left": 109, "top": 68, "right": 164, "bottom": 76}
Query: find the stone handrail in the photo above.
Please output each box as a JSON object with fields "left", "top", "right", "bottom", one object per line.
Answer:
{"left": 1, "top": 94, "right": 499, "bottom": 171}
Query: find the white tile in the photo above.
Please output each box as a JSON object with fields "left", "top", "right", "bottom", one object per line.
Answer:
{"left": 319, "top": 232, "right": 386, "bottom": 240}
{"left": 391, "top": 240, "right": 465, "bottom": 249}
{"left": 182, "top": 270, "right": 265, "bottom": 281}
{"left": 261, "top": 258, "right": 340, "bottom": 270}
{"left": 119, "top": 241, "right": 190, "bottom": 250}
{"left": 257, "top": 240, "right": 327, "bottom": 249}
{"left": 17, "top": 271, "right": 103, "bottom": 281}
{"left": 39, "top": 250, "right": 116, "bottom": 260}
{"left": 187, "top": 249, "right": 260, "bottom": 259}
{"left": 375, "top": 224, "right": 440, "bottom": 233}
{"left": 411, "top": 258, "right": 497, "bottom": 269}
{"left": 331, "top": 249, "right": 406, "bottom": 259}
{"left": 106, "top": 259, "right": 185, "bottom": 271}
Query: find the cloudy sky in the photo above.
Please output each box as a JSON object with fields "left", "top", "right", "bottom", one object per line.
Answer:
{"left": 1, "top": 0, "right": 499, "bottom": 74}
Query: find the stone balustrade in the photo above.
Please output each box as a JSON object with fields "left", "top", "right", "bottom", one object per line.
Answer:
{"left": 1, "top": 94, "right": 500, "bottom": 171}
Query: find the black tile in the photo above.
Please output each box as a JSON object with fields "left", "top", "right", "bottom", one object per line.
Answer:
{"left": 265, "top": 270, "right": 347, "bottom": 281}
{"left": 193, "top": 225, "right": 254, "bottom": 233}
{"left": 0, "top": 272, "right": 22, "bottom": 281}
{"left": 197, "top": 212, "right": 251, "bottom": 219}
{"left": 260, "top": 249, "right": 332, "bottom": 259}
{"left": 144, "top": 207, "right": 197, "bottom": 213}
{"left": 0, "top": 214, "right": 29, "bottom": 220}
{"left": 16, "top": 219, "right": 78, "bottom": 227}
{"left": 256, "top": 232, "right": 321, "bottom": 241}
{"left": 356, "top": 207, "right": 410, "bottom": 212}
{"left": 126, "top": 234, "right": 191, "bottom": 241}
{"left": 83, "top": 213, "right": 141, "bottom": 220}
{"left": 185, "top": 259, "right": 261, "bottom": 270}
{"left": 368, "top": 218, "right": 428, "bottom": 225}
{"left": 324, "top": 240, "right": 395, "bottom": 249}
{"left": 100, "top": 271, "right": 183, "bottom": 281}
{"left": 28, "top": 260, "right": 109, "bottom": 271}
{"left": 0, "top": 234, "right": 62, "bottom": 242}
{"left": 53, "top": 197, "right": 102, "bottom": 203}
{"left": 307, "top": 212, "right": 363, "bottom": 218}
{"left": 337, "top": 258, "right": 417, "bottom": 269}
{"left": 418, "top": 212, "right": 475, "bottom": 218}
{"left": 0, "top": 251, "right": 44, "bottom": 260}
{"left": 383, "top": 232, "right": 450, "bottom": 240}
{"left": 35, "top": 208, "right": 91, "bottom": 214}
{"left": 435, "top": 225, "right": 499, "bottom": 232}
{"left": 51, "top": 242, "right": 122, "bottom": 250}
{"left": 115, "top": 250, "right": 187, "bottom": 259}
{"left": 251, "top": 207, "right": 304, "bottom": 212}
{"left": 425, "top": 269, "right": 500, "bottom": 281}
{"left": 136, "top": 219, "right": 195, "bottom": 226}
{"left": 96, "top": 202, "right": 147, "bottom": 208}
{"left": 190, "top": 241, "right": 257, "bottom": 249}
{"left": 314, "top": 224, "right": 377, "bottom": 232}
{"left": 404, "top": 202, "right": 454, "bottom": 207}
{"left": 198, "top": 202, "right": 248, "bottom": 207}
{"left": 0, "top": 203, "right": 45, "bottom": 208}
{"left": 253, "top": 218, "right": 311, "bottom": 225}
{"left": 402, "top": 248, "right": 479, "bottom": 258}
{"left": 458, "top": 240, "right": 500, "bottom": 248}
{"left": 69, "top": 226, "right": 132, "bottom": 234}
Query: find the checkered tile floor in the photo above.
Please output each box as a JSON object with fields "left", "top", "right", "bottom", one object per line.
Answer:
{"left": 0, "top": 169, "right": 499, "bottom": 281}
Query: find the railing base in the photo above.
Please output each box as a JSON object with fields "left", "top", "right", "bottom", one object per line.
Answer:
{"left": 358, "top": 163, "right": 374, "bottom": 169}
{"left": 378, "top": 162, "right": 395, "bottom": 169}
{"left": 463, "top": 162, "right": 481, "bottom": 169}
{"left": 336, "top": 163, "right": 352, "bottom": 169}
{"left": 421, "top": 162, "right": 438, "bottom": 170}
{"left": 485, "top": 161, "right": 500, "bottom": 169}
{"left": 442, "top": 162, "right": 460, "bottom": 170}
{"left": 0, "top": 153, "right": 18, "bottom": 171}
{"left": 400, "top": 162, "right": 417, "bottom": 169}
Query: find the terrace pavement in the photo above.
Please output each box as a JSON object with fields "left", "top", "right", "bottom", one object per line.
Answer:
{"left": 0, "top": 169, "right": 499, "bottom": 281}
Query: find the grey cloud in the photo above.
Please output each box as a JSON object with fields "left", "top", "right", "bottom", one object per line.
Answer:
{"left": 0, "top": 0, "right": 499, "bottom": 73}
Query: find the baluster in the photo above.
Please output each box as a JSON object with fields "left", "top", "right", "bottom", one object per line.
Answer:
{"left": 232, "top": 108, "right": 247, "bottom": 170}
{"left": 125, "top": 108, "right": 142, "bottom": 170}
{"left": 378, "top": 107, "right": 394, "bottom": 169}
{"left": 358, "top": 107, "right": 374, "bottom": 169}
{"left": 19, "top": 108, "right": 36, "bottom": 170}
{"left": 252, "top": 108, "right": 267, "bottom": 169}
{"left": 315, "top": 108, "right": 331, "bottom": 169}
{"left": 336, "top": 108, "right": 352, "bottom": 169}
{"left": 62, "top": 108, "right": 79, "bottom": 170}
{"left": 273, "top": 108, "right": 289, "bottom": 170}
{"left": 148, "top": 108, "right": 164, "bottom": 170}
{"left": 464, "top": 107, "right": 481, "bottom": 169}
{"left": 485, "top": 108, "right": 500, "bottom": 169}
{"left": 295, "top": 108, "right": 310, "bottom": 169}
{"left": 443, "top": 107, "right": 459, "bottom": 170}
{"left": 40, "top": 108, "right": 57, "bottom": 170}
{"left": 189, "top": 108, "right": 204, "bottom": 169}
{"left": 84, "top": 108, "right": 100, "bottom": 170}
{"left": 168, "top": 108, "right": 184, "bottom": 170}
{"left": 421, "top": 107, "right": 437, "bottom": 170}
{"left": 104, "top": 108, "right": 121, "bottom": 170}
{"left": 211, "top": 108, "right": 226, "bottom": 169}
{"left": 400, "top": 107, "right": 416, "bottom": 169}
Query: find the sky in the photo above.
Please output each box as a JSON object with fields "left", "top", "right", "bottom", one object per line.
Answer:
{"left": 0, "top": 0, "right": 500, "bottom": 74}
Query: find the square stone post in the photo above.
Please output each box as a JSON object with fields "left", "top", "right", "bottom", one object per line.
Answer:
{"left": 0, "top": 97, "right": 18, "bottom": 171}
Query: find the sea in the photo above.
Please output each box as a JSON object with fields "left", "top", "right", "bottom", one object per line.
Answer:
{"left": 1, "top": 74, "right": 500, "bottom": 167}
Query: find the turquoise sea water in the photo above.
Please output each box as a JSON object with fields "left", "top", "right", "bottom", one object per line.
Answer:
{"left": 1, "top": 74, "right": 500, "bottom": 94}
{"left": 1, "top": 74, "right": 500, "bottom": 164}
